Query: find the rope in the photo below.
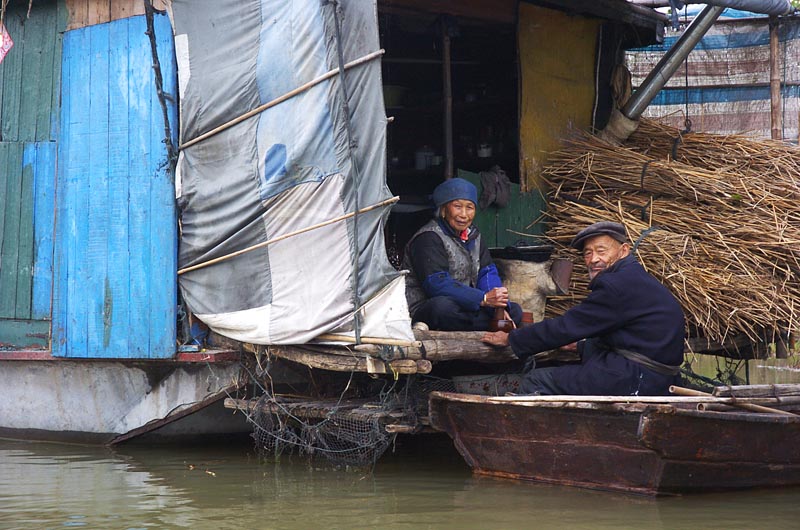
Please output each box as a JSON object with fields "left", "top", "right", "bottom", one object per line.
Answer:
{"left": 327, "top": 0, "right": 363, "bottom": 345}
{"left": 639, "top": 160, "right": 653, "bottom": 190}
{"left": 632, "top": 226, "right": 661, "bottom": 253}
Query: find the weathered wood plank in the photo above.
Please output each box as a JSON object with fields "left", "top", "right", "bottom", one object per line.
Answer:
{"left": 53, "top": 2, "right": 68, "bottom": 140}
{"left": 0, "top": 143, "right": 23, "bottom": 318}
{"left": 269, "top": 345, "right": 431, "bottom": 374}
{"left": 639, "top": 408, "right": 800, "bottom": 463}
{"left": 31, "top": 142, "right": 56, "bottom": 320}
{"left": 146, "top": 13, "right": 178, "bottom": 358}
{"left": 109, "top": 0, "right": 134, "bottom": 20}
{"left": 87, "top": 0, "right": 111, "bottom": 27}
{"left": 15, "top": 143, "right": 35, "bottom": 319}
{"left": 1, "top": 9, "right": 23, "bottom": 141}
{"left": 18, "top": 6, "right": 44, "bottom": 142}
{"left": 0, "top": 318, "right": 50, "bottom": 349}
{"left": 35, "top": 1, "right": 59, "bottom": 141}
{"left": 106, "top": 15, "right": 131, "bottom": 353}
{"left": 379, "top": 0, "right": 516, "bottom": 24}
{"left": 54, "top": 14, "right": 176, "bottom": 359}
{"left": 86, "top": 22, "right": 110, "bottom": 353}
{"left": 66, "top": 0, "right": 90, "bottom": 31}
{"left": 0, "top": 143, "right": 8, "bottom": 270}
{"left": 54, "top": 27, "right": 92, "bottom": 357}
{"left": 126, "top": 15, "right": 152, "bottom": 358}
{"left": 51, "top": 23, "right": 72, "bottom": 353}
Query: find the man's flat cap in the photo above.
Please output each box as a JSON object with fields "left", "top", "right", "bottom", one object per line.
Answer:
{"left": 570, "top": 221, "right": 628, "bottom": 250}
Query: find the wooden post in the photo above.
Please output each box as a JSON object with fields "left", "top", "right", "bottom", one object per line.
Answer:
{"left": 769, "top": 16, "right": 782, "bottom": 140}
{"left": 441, "top": 17, "right": 454, "bottom": 179}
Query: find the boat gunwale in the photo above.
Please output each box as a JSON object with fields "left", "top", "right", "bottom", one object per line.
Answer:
{"left": 429, "top": 391, "right": 800, "bottom": 423}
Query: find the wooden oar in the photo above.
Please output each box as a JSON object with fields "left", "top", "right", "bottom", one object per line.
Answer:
{"left": 669, "top": 385, "right": 797, "bottom": 416}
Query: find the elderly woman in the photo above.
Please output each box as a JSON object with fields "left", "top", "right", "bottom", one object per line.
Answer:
{"left": 402, "top": 178, "right": 523, "bottom": 331}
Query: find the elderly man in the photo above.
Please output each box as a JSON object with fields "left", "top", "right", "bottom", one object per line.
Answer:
{"left": 402, "top": 178, "right": 522, "bottom": 331}
{"left": 483, "top": 221, "right": 685, "bottom": 396}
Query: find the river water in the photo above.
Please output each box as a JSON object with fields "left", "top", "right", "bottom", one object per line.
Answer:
{"left": 1, "top": 435, "right": 798, "bottom": 530}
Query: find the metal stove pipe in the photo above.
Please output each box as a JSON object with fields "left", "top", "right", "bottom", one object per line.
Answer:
{"left": 629, "top": 1, "right": 793, "bottom": 17}
{"left": 623, "top": 4, "right": 724, "bottom": 120}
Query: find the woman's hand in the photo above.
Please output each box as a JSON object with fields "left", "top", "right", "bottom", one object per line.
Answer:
{"left": 482, "top": 287, "right": 509, "bottom": 308}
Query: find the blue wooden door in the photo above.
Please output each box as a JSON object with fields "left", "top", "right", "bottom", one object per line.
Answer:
{"left": 53, "top": 13, "right": 177, "bottom": 358}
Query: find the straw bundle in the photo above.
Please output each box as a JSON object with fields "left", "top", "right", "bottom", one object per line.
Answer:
{"left": 540, "top": 119, "right": 800, "bottom": 344}
{"left": 628, "top": 120, "right": 800, "bottom": 195}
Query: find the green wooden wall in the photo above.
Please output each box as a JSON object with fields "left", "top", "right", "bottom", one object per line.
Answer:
{"left": 0, "top": 1, "right": 65, "bottom": 348}
{"left": 458, "top": 169, "right": 546, "bottom": 248}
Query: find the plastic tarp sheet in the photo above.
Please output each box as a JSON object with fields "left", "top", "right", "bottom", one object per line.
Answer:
{"left": 168, "top": 0, "right": 413, "bottom": 344}
{"left": 626, "top": 17, "right": 800, "bottom": 140}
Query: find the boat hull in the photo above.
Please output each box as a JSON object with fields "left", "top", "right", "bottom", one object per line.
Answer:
{"left": 429, "top": 392, "right": 800, "bottom": 495}
{"left": 0, "top": 354, "right": 250, "bottom": 444}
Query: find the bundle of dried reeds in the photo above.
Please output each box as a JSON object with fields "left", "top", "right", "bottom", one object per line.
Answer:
{"left": 540, "top": 121, "right": 800, "bottom": 344}
{"left": 629, "top": 119, "right": 800, "bottom": 195}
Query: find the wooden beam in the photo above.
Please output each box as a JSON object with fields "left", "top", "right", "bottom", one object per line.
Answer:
{"left": 379, "top": 0, "right": 516, "bottom": 24}
{"left": 268, "top": 345, "right": 431, "bottom": 374}
{"left": 525, "top": 0, "right": 667, "bottom": 29}
{"left": 441, "top": 17, "right": 454, "bottom": 179}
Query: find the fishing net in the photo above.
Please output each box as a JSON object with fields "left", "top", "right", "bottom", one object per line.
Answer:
{"left": 248, "top": 374, "right": 456, "bottom": 468}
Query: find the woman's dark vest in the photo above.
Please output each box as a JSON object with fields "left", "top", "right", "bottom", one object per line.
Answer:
{"left": 402, "top": 219, "right": 481, "bottom": 314}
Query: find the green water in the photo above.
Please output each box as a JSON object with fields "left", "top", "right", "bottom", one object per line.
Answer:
{"left": 1, "top": 436, "right": 798, "bottom": 530}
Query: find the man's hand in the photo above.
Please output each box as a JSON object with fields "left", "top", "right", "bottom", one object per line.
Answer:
{"left": 481, "top": 330, "right": 510, "bottom": 347}
{"left": 483, "top": 287, "right": 509, "bottom": 308}
{"left": 559, "top": 342, "right": 578, "bottom": 352}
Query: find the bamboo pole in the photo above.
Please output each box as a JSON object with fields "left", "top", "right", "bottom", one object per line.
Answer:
{"left": 178, "top": 196, "right": 399, "bottom": 275}
{"left": 315, "top": 333, "right": 422, "bottom": 348}
{"left": 769, "top": 16, "right": 782, "bottom": 141}
{"left": 698, "top": 395, "right": 800, "bottom": 412}
{"left": 669, "top": 385, "right": 796, "bottom": 416}
{"left": 180, "top": 49, "right": 385, "bottom": 150}
{"left": 712, "top": 383, "right": 800, "bottom": 398}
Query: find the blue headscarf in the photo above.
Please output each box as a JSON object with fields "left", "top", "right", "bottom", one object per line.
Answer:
{"left": 432, "top": 178, "right": 478, "bottom": 209}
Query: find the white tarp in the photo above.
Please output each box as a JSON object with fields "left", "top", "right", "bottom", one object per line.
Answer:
{"left": 169, "top": 0, "right": 413, "bottom": 344}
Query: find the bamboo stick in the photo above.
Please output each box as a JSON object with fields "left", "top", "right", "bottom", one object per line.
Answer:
{"left": 315, "top": 333, "right": 422, "bottom": 348}
{"left": 178, "top": 196, "right": 399, "bottom": 275}
{"left": 669, "top": 385, "right": 797, "bottom": 416}
{"left": 180, "top": 49, "right": 385, "bottom": 150}
{"left": 712, "top": 383, "right": 800, "bottom": 398}
{"left": 698, "top": 395, "right": 800, "bottom": 412}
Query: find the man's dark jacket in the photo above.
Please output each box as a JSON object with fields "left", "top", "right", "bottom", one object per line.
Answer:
{"left": 508, "top": 255, "right": 685, "bottom": 395}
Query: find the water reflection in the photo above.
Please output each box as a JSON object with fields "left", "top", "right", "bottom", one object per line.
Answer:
{"left": 1, "top": 436, "right": 799, "bottom": 529}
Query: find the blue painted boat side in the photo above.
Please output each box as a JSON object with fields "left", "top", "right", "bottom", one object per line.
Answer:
{"left": 54, "top": 13, "right": 177, "bottom": 359}
{"left": 30, "top": 142, "right": 56, "bottom": 320}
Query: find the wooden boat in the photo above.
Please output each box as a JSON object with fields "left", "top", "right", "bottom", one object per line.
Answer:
{"left": 428, "top": 386, "right": 800, "bottom": 496}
